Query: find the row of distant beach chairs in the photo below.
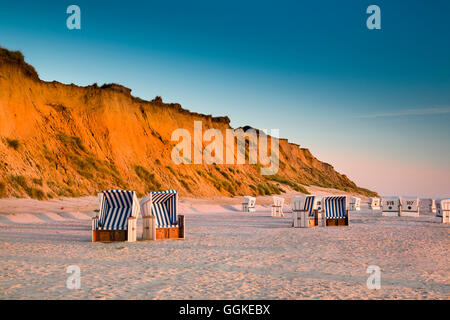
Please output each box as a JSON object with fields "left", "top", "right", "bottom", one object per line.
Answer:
{"left": 243, "top": 195, "right": 350, "bottom": 227}
{"left": 242, "top": 195, "right": 450, "bottom": 227}
{"left": 92, "top": 190, "right": 450, "bottom": 243}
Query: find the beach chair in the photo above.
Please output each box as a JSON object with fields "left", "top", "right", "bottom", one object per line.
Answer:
{"left": 400, "top": 196, "right": 420, "bottom": 217}
{"left": 369, "top": 197, "right": 381, "bottom": 210}
{"left": 139, "top": 190, "right": 185, "bottom": 240}
{"left": 271, "top": 196, "right": 285, "bottom": 217}
{"left": 420, "top": 198, "right": 432, "bottom": 213}
{"left": 381, "top": 196, "right": 400, "bottom": 216}
{"left": 242, "top": 196, "right": 256, "bottom": 212}
{"left": 435, "top": 198, "right": 450, "bottom": 224}
{"left": 292, "top": 195, "right": 319, "bottom": 228}
{"left": 322, "top": 196, "right": 348, "bottom": 226}
{"left": 349, "top": 196, "right": 361, "bottom": 211}
{"left": 92, "top": 190, "right": 140, "bottom": 242}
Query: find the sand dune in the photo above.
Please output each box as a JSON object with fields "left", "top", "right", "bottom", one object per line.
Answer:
{"left": 0, "top": 193, "right": 448, "bottom": 300}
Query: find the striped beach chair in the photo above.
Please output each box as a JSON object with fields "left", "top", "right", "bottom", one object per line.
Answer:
{"left": 92, "top": 190, "right": 140, "bottom": 242}
{"left": 140, "top": 190, "right": 185, "bottom": 240}
{"left": 292, "top": 195, "right": 319, "bottom": 227}
{"left": 322, "top": 196, "right": 348, "bottom": 226}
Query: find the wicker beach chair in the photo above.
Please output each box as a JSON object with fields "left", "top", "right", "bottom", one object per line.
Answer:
{"left": 349, "top": 196, "right": 361, "bottom": 211}
{"left": 271, "top": 196, "right": 285, "bottom": 217}
{"left": 292, "top": 195, "right": 319, "bottom": 228}
{"left": 242, "top": 196, "right": 256, "bottom": 212}
{"left": 92, "top": 190, "right": 140, "bottom": 242}
{"left": 369, "top": 197, "right": 381, "bottom": 210}
{"left": 322, "top": 196, "right": 348, "bottom": 226}
{"left": 381, "top": 196, "right": 401, "bottom": 216}
{"left": 399, "top": 196, "right": 420, "bottom": 217}
{"left": 435, "top": 198, "right": 450, "bottom": 224}
{"left": 140, "top": 190, "right": 185, "bottom": 240}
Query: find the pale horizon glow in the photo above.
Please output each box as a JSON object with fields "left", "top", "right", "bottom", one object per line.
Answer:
{"left": 354, "top": 106, "right": 450, "bottom": 119}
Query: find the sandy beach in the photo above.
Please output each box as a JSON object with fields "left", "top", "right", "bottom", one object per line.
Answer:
{"left": 0, "top": 191, "right": 448, "bottom": 300}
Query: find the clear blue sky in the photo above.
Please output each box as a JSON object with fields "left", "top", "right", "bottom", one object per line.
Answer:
{"left": 1, "top": 0, "right": 449, "bottom": 197}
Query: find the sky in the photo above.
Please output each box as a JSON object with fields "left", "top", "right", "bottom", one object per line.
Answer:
{"left": 0, "top": 0, "right": 449, "bottom": 197}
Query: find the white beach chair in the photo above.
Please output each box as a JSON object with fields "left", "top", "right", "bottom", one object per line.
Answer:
{"left": 381, "top": 196, "right": 401, "bottom": 216}
{"left": 421, "top": 198, "right": 437, "bottom": 214}
{"left": 399, "top": 196, "right": 420, "bottom": 217}
{"left": 92, "top": 190, "right": 140, "bottom": 242}
{"left": 349, "top": 196, "right": 361, "bottom": 211}
{"left": 369, "top": 197, "right": 381, "bottom": 210}
{"left": 242, "top": 196, "right": 256, "bottom": 212}
{"left": 322, "top": 196, "right": 348, "bottom": 226}
{"left": 435, "top": 198, "right": 450, "bottom": 224}
{"left": 271, "top": 196, "right": 284, "bottom": 217}
{"left": 291, "top": 195, "right": 319, "bottom": 228}
{"left": 139, "top": 190, "right": 184, "bottom": 240}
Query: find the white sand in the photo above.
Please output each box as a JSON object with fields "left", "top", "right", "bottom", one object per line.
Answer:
{"left": 0, "top": 193, "right": 449, "bottom": 300}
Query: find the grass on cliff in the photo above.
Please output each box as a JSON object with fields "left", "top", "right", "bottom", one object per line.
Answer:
{"left": 134, "top": 165, "right": 162, "bottom": 192}
{"left": 0, "top": 181, "right": 6, "bottom": 198}
{"left": 179, "top": 179, "right": 192, "bottom": 193}
{"left": 256, "top": 183, "right": 281, "bottom": 196}
{"left": 57, "top": 132, "right": 86, "bottom": 153}
{"left": 206, "top": 171, "right": 237, "bottom": 196}
{"left": 8, "top": 175, "right": 45, "bottom": 200}
{"left": 55, "top": 132, "right": 128, "bottom": 191}
{"left": 0, "top": 46, "right": 39, "bottom": 79}
{"left": 46, "top": 180, "right": 80, "bottom": 198}
{"left": 265, "top": 175, "right": 310, "bottom": 194}
{"left": 166, "top": 165, "right": 177, "bottom": 176}
{"left": 192, "top": 166, "right": 288, "bottom": 197}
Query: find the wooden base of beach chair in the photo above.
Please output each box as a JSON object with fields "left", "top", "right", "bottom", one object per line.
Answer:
{"left": 325, "top": 218, "right": 348, "bottom": 226}
{"left": 92, "top": 217, "right": 136, "bottom": 242}
{"left": 179, "top": 215, "right": 185, "bottom": 238}
{"left": 156, "top": 227, "right": 181, "bottom": 240}
{"left": 293, "top": 211, "right": 318, "bottom": 228}
{"left": 92, "top": 230, "right": 99, "bottom": 242}
{"left": 93, "top": 230, "right": 128, "bottom": 242}
{"left": 144, "top": 215, "right": 185, "bottom": 240}
{"left": 308, "top": 217, "right": 318, "bottom": 227}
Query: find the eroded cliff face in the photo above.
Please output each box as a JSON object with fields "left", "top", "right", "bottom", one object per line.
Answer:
{"left": 0, "top": 47, "right": 376, "bottom": 199}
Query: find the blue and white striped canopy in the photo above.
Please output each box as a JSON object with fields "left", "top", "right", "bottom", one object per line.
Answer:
{"left": 151, "top": 190, "right": 178, "bottom": 228}
{"left": 323, "top": 196, "right": 347, "bottom": 219}
{"left": 304, "top": 196, "right": 315, "bottom": 216}
{"left": 96, "top": 190, "right": 140, "bottom": 230}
